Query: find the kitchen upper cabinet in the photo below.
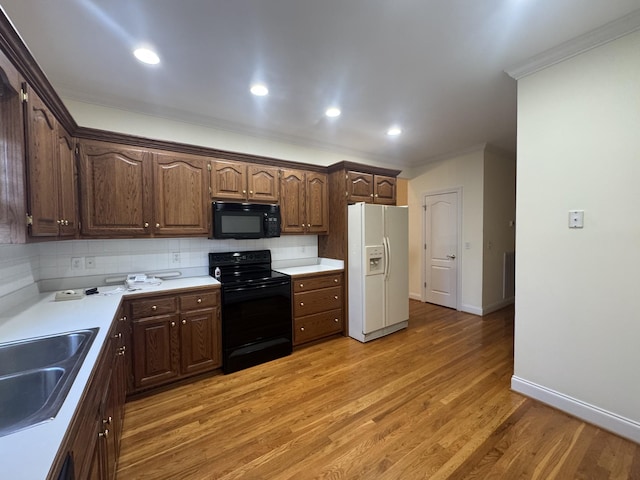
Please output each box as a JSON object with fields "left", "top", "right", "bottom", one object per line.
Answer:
{"left": 24, "top": 85, "right": 60, "bottom": 236}
{"left": 153, "top": 152, "right": 209, "bottom": 236}
{"left": 79, "top": 141, "right": 153, "bottom": 236}
{"left": 0, "top": 49, "right": 26, "bottom": 244}
{"left": 347, "top": 171, "right": 396, "bottom": 205}
{"left": 280, "top": 169, "right": 329, "bottom": 234}
{"left": 57, "top": 127, "right": 79, "bottom": 237}
{"left": 211, "top": 159, "right": 279, "bottom": 202}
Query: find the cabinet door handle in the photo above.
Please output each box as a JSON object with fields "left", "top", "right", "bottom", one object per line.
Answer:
{"left": 334, "top": 295, "right": 338, "bottom": 300}
{"left": 151, "top": 305, "right": 157, "bottom": 311}
{"left": 102, "top": 416, "right": 112, "bottom": 426}
{"left": 112, "top": 332, "right": 122, "bottom": 339}
{"left": 249, "top": 190, "right": 253, "bottom": 194}
{"left": 117, "top": 346, "right": 126, "bottom": 356}
{"left": 170, "top": 321, "right": 176, "bottom": 327}
{"left": 99, "top": 429, "right": 109, "bottom": 438}
{"left": 242, "top": 190, "right": 247, "bottom": 194}
{"left": 182, "top": 319, "right": 187, "bottom": 325}
{"left": 155, "top": 223, "right": 160, "bottom": 228}
{"left": 370, "top": 193, "right": 374, "bottom": 197}
{"left": 299, "top": 283, "right": 304, "bottom": 288}
{"left": 300, "top": 302, "right": 304, "bottom": 306}
{"left": 334, "top": 278, "right": 338, "bottom": 283}
{"left": 197, "top": 298, "right": 202, "bottom": 304}
{"left": 300, "top": 327, "right": 305, "bottom": 331}
{"left": 56, "top": 219, "right": 62, "bottom": 225}
{"left": 334, "top": 318, "right": 339, "bottom": 322}
{"left": 119, "top": 315, "right": 127, "bottom": 322}
{"left": 144, "top": 222, "right": 149, "bottom": 228}
{"left": 375, "top": 194, "right": 379, "bottom": 198}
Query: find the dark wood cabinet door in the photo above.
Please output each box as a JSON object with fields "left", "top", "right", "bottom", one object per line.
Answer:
{"left": 132, "top": 314, "right": 180, "bottom": 389}
{"left": 25, "top": 86, "right": 59, "bottom": 236}
{"left": 79, "top": 141, "right": 152, "bottom": 236}
{"left": 180, "top": 307, "right": 220, "bottom": 375}
{"left": 211, "top": 159, "right": 247, "bottom": 200}
{"left": 57, "top": 128, "right": 78, "bottom": 237}
{"left": 280, "top": 169, "right": 306, "bottom": 233}
{"left": 374, "top": 175, "right": 396, "bottom": 205}
{"left": 305, "top": 172, "right": 329, "bottom": 234}
{"left": 247, "top": 164, "right": 279, "bottom": 202}
{"left": 0, "top": 51, "right": 27, "bottom": 244}
{"left": 347, "top": 171, "right": 374, "bottom": 203}
{"left": 153, "top": 153, "right": 209, "bottom": 236}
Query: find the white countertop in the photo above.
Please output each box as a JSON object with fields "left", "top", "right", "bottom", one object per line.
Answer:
{"left": 0, "top": 276, "right": 219, "bottom": 480}
{"left": 273, "top": 257, "right": 344, "bottom": 276}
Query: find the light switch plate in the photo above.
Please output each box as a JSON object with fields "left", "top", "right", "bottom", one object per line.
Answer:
{"left": 569, "top": 210, "right": 584, "bottom": 228}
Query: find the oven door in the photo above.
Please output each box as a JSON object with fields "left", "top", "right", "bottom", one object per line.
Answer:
{"left": 221, "top": 279, "right": 292, "bottom": 372}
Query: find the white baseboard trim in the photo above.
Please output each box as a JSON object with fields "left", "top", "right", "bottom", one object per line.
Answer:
{"left": 511, "top": 376, "right": 640, "bottom": 444}
{"left": 409, "top": 292, "right": 422, "bottom": 301}
{"left": 482, "top": 297, "right": 514, "bottom": 315}
{"left": 460, "top": 304, "right": 482, "bottom": 316}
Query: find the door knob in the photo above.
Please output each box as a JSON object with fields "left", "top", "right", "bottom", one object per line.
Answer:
{"left": 446, "top": 254, "right": 456, "bottom": 259}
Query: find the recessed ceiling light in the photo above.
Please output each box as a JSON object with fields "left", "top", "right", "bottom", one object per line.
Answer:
{"left": 387, "top": 126, "right": 402, "bottom": 136}
{"left": 250, "top": 84, "right": 269, "bottom": 96}
{"left": 133, "top": 47, "right": 160, "bottom": 65}
{"left": 325, "top": 107, "right": 341, "bottom": 118}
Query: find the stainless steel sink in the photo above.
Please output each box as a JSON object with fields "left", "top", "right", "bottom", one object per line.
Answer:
{"left": 0, "top": 328, "right": 98, "bottom": 437}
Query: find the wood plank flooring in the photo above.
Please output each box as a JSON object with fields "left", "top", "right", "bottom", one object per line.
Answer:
{"left": 117, "top": 301, "right": 640, "bottom": 479}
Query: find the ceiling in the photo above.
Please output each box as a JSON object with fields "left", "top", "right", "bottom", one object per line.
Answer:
{"left": 2, "top": 1, "right": 639, "bottom": 169}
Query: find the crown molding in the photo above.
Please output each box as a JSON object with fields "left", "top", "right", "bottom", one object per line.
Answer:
{"left": 506, "top": 9, "right": 640, "bottom": 80}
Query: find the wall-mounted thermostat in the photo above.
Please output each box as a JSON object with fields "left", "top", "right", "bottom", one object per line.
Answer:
{"left": 569, "top": 210, "right": 584, "bottom": 229}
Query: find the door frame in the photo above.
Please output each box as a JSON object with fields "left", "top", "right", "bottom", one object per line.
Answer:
{"left": 421, "top": 187, "right": 463, "bottom": 310}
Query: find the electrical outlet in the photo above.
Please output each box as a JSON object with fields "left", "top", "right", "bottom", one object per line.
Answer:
{"left": 85, "top": 256, "right": 95, "bottom": 269}
{"left": 71, "top": 257, "right": 83, "bottom": 270}
{"left": 171, "top": 252, "right": 180, "bottom": 264}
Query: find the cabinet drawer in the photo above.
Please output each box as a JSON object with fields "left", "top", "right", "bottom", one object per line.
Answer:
{"left": 294, "top": 309, "right": 343, "bottom": 345}
{"left": 180, "top": 290, "right": 219, "bottom": 311}
{"left": 130, "top": 296, "right": 177, "bottom": 318}
{"left": 294, "top": 286, "right": 342, "bottom": 317}
{"left": 293, "top": 273, "right": 343, "bottom": 293}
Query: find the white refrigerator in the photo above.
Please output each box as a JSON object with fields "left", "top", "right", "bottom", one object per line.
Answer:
{"left": 348, "top": 203, "right": 409, "bottom": 343}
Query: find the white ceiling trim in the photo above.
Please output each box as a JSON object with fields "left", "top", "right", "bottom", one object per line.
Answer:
{"left": 506, "top": 8, "right": 640, "bottom": 80}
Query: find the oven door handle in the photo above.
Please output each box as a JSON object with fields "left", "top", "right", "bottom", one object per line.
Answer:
{"left": 223, "top": 280, "right": 291, "bottom": 293}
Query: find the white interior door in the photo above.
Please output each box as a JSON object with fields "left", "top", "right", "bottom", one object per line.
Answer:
{"left": 424, "top": 192, "right": 458, "bottom": 308}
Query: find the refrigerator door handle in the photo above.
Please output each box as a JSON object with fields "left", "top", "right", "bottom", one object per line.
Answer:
{"left": 384, "top": 236, "right": 390, "bottom": 279}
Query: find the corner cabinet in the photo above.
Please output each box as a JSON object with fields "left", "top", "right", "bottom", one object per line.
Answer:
{"left": 24, "top": 85, "right": 79, "bottom": 237}
{"left": 280, "top": 169, "right": 329, "bottom": 234}
{"left": 129, "top": 287, "right": 221, "bottom": 393}
{"left": 78, "top": 141, "right": 210, "bottom": 237}
{"left": 292, "top": 272, "right": 344, "bottom": 345}
{"left": 211, "top": 159, "right": 279, "bottom": 203}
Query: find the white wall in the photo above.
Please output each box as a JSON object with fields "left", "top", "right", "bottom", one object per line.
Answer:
{"left": 407, "top": 147, "right": 484, "bottom": 312}
{"left": 64, "top": 99, "right": 397, "bottom": 171}
{"left": 482, "top": 149, "right": 516, "bottom": 310}
{"left": 513, "top": 30, "right": 640, "bottom": 441}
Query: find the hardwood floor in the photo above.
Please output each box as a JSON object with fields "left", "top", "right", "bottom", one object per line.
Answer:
{"left": 117, "top": 301, "right": 640, "bottom": 479}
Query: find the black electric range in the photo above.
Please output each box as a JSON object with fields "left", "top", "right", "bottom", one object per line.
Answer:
{"left": 209, "top": 250, "right": 292, "bottom": 373}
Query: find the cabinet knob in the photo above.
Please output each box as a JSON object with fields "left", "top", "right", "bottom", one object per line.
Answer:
{"left": 102, "top": 416, "right": 112, "bottom": 425}
{"left": 370, "top": 193, "right": 374, "bottom": 197}
{"left": 334, "top": 295, "right": 339, "bottom": 300}
{"left": 119, "top": 315, "right": 127, "bottom": 322}
{"left": 99, "top": 429, "right": 109, "bottom": 439}
{"left": 375, "top": 194, "right": 379, "bottom": 198}
{"left": 197, "top": 298, "right": 202, "bottom": 304}
{"left": 307, "top": 224, "right": 311, "bottom": 228}
{"left": 155, "top": 223, "right": 160, "bottom": 228}
{"left": 300, "top": 327, "right": 305, "bottom": 331}
{"left": 182, "top": 319, "right": 187, "bottom": 325}
{"left": 64, "top": 220, "right": 69, "bottom": 226}
{"left": 171, "top": 321, "right": 176, "bottom": 327}
{"left": 249, "top": 190, "right": 253, "bottom": 194}
{"left": 112, "top": 332, "right": 122, "bottom": 339}
{"left": 56, "top": 219, "right": 62, "bottom": 225}
{"left": 334, "top": 278, "right": 338, "bottom": 283}
{"left": 300, "top": 302, "right": 304, "bottom": 306}
{"left": 299, "top": 283, "right": 304, "bottom": 288}
{"left": 334, "top": 318, "right": 339, "bottom": 322}
{"left": 117, "top": 346, "right": 126, "bottom": 356}
{"left": 242, "top": 190, "right": 247, "bottom": 194}
{"left": 144, "top": 222, "right": 149, "bottom": 228}
{"left": 151, "top": 305, "right": 157, "bottom": 311}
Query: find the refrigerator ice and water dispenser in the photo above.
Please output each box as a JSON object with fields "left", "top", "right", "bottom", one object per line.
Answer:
{"left": 365, "top": 245, "right": 385, "bottom": 275}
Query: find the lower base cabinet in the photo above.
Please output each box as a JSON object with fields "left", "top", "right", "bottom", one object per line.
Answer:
{"left": 292, "top": 272, "right": 344, "bottom": 345}
{"left": 51, "top": 308, "right": 129, "bottom": 480}
{"left": 129, "top": 287, "right": 221, "bottom": 393}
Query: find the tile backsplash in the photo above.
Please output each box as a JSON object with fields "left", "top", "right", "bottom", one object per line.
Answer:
{"left": 0, "top": 236, "right": 317, "bottom": 299}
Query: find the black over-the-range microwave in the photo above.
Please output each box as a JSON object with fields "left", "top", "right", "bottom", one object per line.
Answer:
{"left": 211, "top": 202, "right": 281, "bottom": 239}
